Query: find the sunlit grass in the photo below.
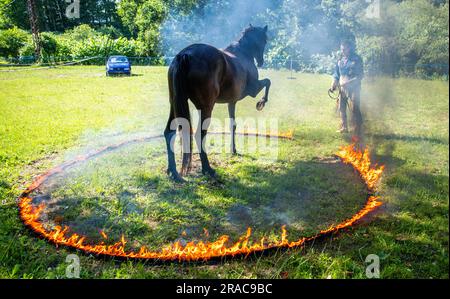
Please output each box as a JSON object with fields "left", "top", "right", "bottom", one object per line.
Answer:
{"left": 0, "top": 65, "right": 448, "bottom": 278}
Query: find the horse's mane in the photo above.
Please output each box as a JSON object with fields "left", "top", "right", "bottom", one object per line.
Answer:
{"left": 224, "top": 27, "right": 261, "bottom": 59}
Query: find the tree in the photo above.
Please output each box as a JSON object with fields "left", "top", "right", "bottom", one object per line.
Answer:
{"left": 0, "top": 0, "right": 28, "bottom": 30}
{"left": 117, "top": 0, "right": 142, "bottom": 37}
{"left": 136, "top": 0, "right": 167, "bottom": 56}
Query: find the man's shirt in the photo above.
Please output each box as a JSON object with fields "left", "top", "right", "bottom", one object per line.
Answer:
{"left": 333, "top": 53, "right": 364, "bottom": 83}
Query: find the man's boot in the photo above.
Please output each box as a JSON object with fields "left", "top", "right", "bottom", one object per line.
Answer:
{"left": 337, "top": 115, "right": 349, "bottom": 133}
{"left": 337, "top": 123, "right": 349, "bottom": 133}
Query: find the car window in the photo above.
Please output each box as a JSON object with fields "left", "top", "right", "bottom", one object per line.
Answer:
{"left": 109, "top": 57, "right": 128, "bottom": 63}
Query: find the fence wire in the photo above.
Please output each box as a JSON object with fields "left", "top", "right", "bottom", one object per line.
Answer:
{"left": 1, "top": 55, "right": 448, "bottom": 79}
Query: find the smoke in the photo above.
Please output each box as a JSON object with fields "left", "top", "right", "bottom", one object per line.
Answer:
{"left": 160, "top": 0, "right": 279, "bottom": 56}
{"left": 159, "top": 0, "right": 350, "bottom": 71}
{"left": 59, "top": 114, "right": 167, "bottom": 165}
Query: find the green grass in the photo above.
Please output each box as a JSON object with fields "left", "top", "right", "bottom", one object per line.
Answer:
{"left": 0, "top": 66, "right": 448, "bottom": 279}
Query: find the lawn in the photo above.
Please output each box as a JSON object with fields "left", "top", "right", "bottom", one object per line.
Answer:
{"left": 0, "top": 66, "right": 448, "bottom": 278}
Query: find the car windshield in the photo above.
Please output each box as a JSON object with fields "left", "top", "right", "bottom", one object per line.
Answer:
{"left": 109, "top": 57, "right": 128, "bottom": 63}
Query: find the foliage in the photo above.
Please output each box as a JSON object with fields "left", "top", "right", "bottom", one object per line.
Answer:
{"left": 0, "top": 26, "right": 29, "bottom": 58}
{"left": 0, "top": 0, "right": 447, "bottom": 76}
{"left": 389, "top": 0, "right": 449, "bottom": 75}
{"left": 308, "top": 52, "right": 340, "bottom": 74}
{"left": 62, "top": 24, "right": 101, "bottom": 42}
{"left": 135, "top": 0, "right": 167, "bottom": 57}
{"left": 117, "top": 0, "right": 142, "bottom": 36}
{"left": 15, "top": 25, "right": 144, "bottom": 63}
{"left": 69, "top": 35, "right": 143, "bottom": 63}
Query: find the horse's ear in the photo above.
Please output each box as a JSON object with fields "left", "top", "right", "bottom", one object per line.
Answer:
{"left": 263, "top": 25, "right": 268, "bottom": 32}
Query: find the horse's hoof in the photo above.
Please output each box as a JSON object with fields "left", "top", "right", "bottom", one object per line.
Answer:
{"left": 180, "top": 167, "right": 191, "bottom": 177}
{"left": 202, "top": 168, "right": 218, "bottom": 179}
{"left": 256, "top": 100, "right": 266, "bottom": 111}
{"left": 204, "top": 170, "right": 223, "bottom": 184}
{"left": 173, "top": 175, "right": 186, "bottom": 183}
{"left": 167, "top": 170, "right": 186, "bottom": 183}
{"left": 202, "top": 168, "right": 215, "bottom": 176}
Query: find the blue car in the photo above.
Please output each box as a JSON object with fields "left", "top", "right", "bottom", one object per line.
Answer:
{"left": 106, "top": 56, "right": 131, "bottom": 76}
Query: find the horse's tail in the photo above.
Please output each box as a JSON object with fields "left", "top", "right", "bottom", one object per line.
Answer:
{"left": 172, "top": 54, "right": 190, "bottom": 120}
{"left": 172, "top": 54, "right": 192, "bottom": 175}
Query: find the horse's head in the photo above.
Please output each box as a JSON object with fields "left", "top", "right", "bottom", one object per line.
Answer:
{"left": 241, "top": 24, "right": 268, "bottom": 67}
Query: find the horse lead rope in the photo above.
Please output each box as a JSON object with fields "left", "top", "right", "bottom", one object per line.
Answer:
{"left": 328, "top": 78, "right": 359, "bottom": 111}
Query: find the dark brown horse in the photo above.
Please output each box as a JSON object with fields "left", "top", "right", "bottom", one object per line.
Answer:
{"left": 164, "top": 25, "right": 271, "bottom": 182}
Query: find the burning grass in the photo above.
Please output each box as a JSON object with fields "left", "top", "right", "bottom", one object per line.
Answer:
{"left": 18, "top": 135, "right": 383, "bottom": 262}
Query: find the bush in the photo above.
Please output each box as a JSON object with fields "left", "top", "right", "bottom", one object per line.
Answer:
{"left": 70, "top": 35, "right": 142, "bottom": 64}
{"left": 63, "top": 24, "right": 100, "bottom": 42}
{"left": 108, "top": 37, "right": 142, "bottom": 57}
{"left": 97, "top": 25, "right": 124, "bottom": 39}
{"left": 40, "top": 33, "right": 58, "bottom": 57}
{"left": 0, "top": 27, "right": 30, "bottom": 58}
{"left": 138, "top": 27, "right": 161, "bottom": 57}
{"left": 19, "top": 32, "right": 73, "bottom": 63}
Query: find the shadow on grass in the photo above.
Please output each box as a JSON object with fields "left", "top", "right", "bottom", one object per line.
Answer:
{"left": 370, "top": 133, "right": 448, "bottom": 145}
{"left": 106, "top": 73, "right": 143, "bottom": 77}
{"left": 30, "top": 154, "right": 369, "bottom": 251}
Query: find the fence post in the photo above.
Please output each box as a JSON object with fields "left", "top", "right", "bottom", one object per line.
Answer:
{"left": 288, "top": 57, "right": 296, "bottom": 79}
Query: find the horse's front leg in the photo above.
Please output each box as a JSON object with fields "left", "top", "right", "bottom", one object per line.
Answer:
{"left": 228, "top": 102, "right": 237, "bottom": 155}
{"left": 256, "top": 78, "right": 271, "bottom": 111}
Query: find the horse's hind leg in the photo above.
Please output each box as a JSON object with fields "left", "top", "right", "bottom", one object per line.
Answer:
{"left": 196, "top": 107, "right": 217, "bottom": 179}
{"left": 164, "top": 106, "right": 184, "bottom": 182}
{"left": 180, "top": 122, "right": 192, "bottom": 176}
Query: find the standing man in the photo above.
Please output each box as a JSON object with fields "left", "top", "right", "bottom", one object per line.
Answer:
{"left": 329, "top": 39, "right": 364, "bottom": 136}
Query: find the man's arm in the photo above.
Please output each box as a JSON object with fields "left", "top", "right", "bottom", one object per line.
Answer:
{"left": 330, "top": 61, "right": 340, "bottom": 91}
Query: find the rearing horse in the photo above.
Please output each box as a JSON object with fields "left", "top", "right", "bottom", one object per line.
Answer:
{"left": 164, "top": 25, "right": 271, "bottom": 182}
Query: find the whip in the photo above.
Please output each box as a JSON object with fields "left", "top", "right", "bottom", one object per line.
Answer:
{"left": 328, "top": 77, "right": 359, "bottom": 100}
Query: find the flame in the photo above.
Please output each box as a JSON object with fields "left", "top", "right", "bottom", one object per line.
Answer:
{"left": 336, "top": 144, "right": 385, "bottom": 190}
{"left": 211, "top": 129, "right": 294, "bottom": 140}
{"left": 100, "top": 230, "right": 108, "bottom": 239}
{"left": 18, "top": 137, "right": 383, "bottom": 262}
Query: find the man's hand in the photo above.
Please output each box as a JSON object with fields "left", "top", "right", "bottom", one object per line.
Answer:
{"left": 330, "top": 79, "right": 338, "bottom": 92}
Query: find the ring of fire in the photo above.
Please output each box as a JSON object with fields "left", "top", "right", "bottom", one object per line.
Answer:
{"left": 17, "top": 131, "right": 384, "bottom": 262}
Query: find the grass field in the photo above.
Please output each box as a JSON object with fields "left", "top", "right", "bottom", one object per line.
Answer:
{"left": 0, "top": 66, "right": 448, "bottom": 278}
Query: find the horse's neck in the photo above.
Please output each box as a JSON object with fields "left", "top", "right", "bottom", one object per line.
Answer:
{"left": 225, "top": 42, "right": 254, "bottom": 63}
